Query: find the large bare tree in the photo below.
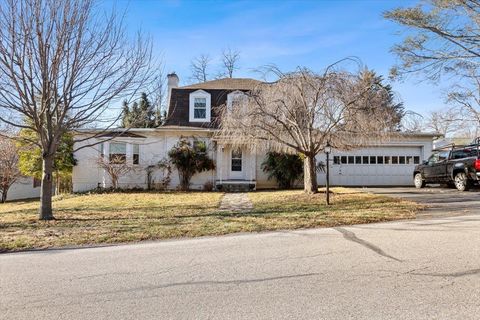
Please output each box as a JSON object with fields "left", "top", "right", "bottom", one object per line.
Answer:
{"left": 0, "top": 136, "right": 21, "bottom": 203}
{"left": 219, "top": 48, "right": 240, "bottom": 78}
{"left": 217, "top": 64, "right": 397, "bottom": 194}
{"left": 190, "top": 54, "right": 211, "bottom": 83}
{"left": 385, "top": 0, "right": 480, "bottom": 129}
{"left": 0, "top": 0, "right": 155, "bottom": 219}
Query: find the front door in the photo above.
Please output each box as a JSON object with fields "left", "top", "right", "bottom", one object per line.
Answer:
{"left": 230, "top": 148, "right": 244, "bottom": 179}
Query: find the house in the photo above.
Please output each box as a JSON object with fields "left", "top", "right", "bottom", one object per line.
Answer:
{"left": 6, "top": 177, "right": 41, "bottom": 201}
{"left": 72, "top": 73, "right": 438, "bottom": 192}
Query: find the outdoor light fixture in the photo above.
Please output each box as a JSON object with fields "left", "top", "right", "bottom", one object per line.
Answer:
{"left": 324, "top": 142, "right": 332, "bottom": 205}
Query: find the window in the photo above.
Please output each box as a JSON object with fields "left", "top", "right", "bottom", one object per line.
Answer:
{"left": 355, "top": 156, "right": 362, "bottom": 164}
{"left": 385, "top": 156, "right": 391, "bottom": 164}
{"left": 377, "top": 156, "right": 384, "bottom": 164}
{"left": 363, "top": 156, "right": 369, "bottom": 164}
{"left": 194, "top": 97, "right": 207, "bottom": 119}
{"left": 231, "top": 149, "right": 242, "bottom": 171}
{"left": 438, "top": 151, "right": 449, "bottom": 162}
{"left": 370, "top": 156, "right": 377, "bottom": 164}
{"left": 227, "top": 91, "right": 246, "bottom": 112}
{"left": 428, "top": 153, "right": 439, "bottom": 165}
{"left": 407, "top": 156, "right": 413, "bottom": 165}
{"left": 100, "top": 143, "right": 104, "bottom": 158}
{"left": 189, "top": 90, "right": 211, "bottom": 122}
{"left": 109, "top": 142, "right": 126, "bottom": 164}
{"left": 341, "top": 156, "right": 347, "bottom": 164}
{"left": 333, "top": 156, "right": 340, "bottom": 164}
{"left": 399, "top": 156, "right": 406, "bottom": 164}
{"left": 348, "top": 156, "right": 354, "bottom": 164}
{"left": 392, "top": 156, "right": 398, "bottom": 164}
{"left": 133, "top": 144, "right": 140, "bottom": 165}
{"left": 413, "top": 156, "right": 420, "bottom": 164}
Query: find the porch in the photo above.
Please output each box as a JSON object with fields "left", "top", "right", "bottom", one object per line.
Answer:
{"left": 215, "top": 143, "right": 257, "bottom": 192}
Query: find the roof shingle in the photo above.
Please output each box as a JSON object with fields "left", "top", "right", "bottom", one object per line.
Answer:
{"left": 180, "top": 78, "right": 262, "bottom": 90}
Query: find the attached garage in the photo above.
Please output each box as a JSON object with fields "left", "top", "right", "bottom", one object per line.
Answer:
{"left": 316, "top": 133, "right": 436, "bottom": 187}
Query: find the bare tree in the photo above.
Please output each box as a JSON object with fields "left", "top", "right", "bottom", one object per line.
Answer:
{"left": 385, "top": 1, "right": 480, "bottom": 131}
{"left": 219, "top": 48, "right": 240, "bottom": 78}
{"left": 424, "top": 108, "right": 463, "bottom": 137}
{"left": 190, "top": 54, "right": 211, "bottom": 83}
{"left": 0, "top": 0, "right": 155, "bottom": 219}
{"left": 0, "top": 137, "right": 21, "bottom": 203}
{"left": 217, "top": 63, "right": 396, "bottom": 194}
{"left": 96, "top": 155, "right": 133, "bottom": 190}
{"left": 400, "top": 111, "right": 425, "bottom": 133}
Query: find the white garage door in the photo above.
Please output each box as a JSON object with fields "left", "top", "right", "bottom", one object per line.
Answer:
{"left": 327, "top": 146, "right": 423, "bottom": 186}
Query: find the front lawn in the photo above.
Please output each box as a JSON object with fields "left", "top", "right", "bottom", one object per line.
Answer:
{"left": 0, "top": 188, "right": 420, "bottom": 252}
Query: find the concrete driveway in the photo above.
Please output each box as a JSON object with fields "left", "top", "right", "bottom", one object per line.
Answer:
{"left": 2, "top": 213, "right": 480, "bottom": 320}
{"left": 363, "top": 186, "right": 480, "bottom": 218}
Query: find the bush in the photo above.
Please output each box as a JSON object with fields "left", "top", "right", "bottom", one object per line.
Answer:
{"left": 261, "top": 152, "right": 303, "bottom": 189}
{"left": 168, "top": 139, "right": 215, "bottom": 191}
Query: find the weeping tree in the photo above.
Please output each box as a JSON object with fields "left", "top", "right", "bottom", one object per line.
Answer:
{"left": 168, "top": 139, "right": 215, "bottom": 191}
{"left": 218, "top": 62, "right": 400, "bottom": 194}
{"left": 0, "top": 0, "right": 155, "bottom": 220}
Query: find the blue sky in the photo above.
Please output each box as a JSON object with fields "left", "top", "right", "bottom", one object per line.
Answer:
{"left": 109, "top": 0, "right": 448, "bottom": 116}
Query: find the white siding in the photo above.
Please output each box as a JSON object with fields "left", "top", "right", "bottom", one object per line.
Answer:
{"left": 6, "top": 177, "right": 40, "bottom": 201}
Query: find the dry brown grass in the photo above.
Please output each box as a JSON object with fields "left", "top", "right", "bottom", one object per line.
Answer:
{"left": 0, "top": 188, "right": 421, "bottom": 252}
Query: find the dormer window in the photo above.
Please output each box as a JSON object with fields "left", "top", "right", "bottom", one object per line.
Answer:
{"left": 194, "top": 97, "right": 207, "bottom": 118}
{"left": 189, "top": 90, "right": 211, "bottom": 122}
{"left": 227, "top": 90, "right": 247, "bottom": 112}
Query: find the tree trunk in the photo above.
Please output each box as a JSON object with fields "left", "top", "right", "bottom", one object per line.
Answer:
{"left": 1, "top": 188, "right": 7, "bottom": 203}
{"left": 39, "top": 155, "right": 55, "bottom": 220}
{"left": 303, "top": 154, "right": 318, "bottom": 194}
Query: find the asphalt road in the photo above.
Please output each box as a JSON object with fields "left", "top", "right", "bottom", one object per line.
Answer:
{"left": 2, "top": 210, "right": 480, "bottom": 319}
{"left": 364, "top": 186, "right": 480, "bottom": 218}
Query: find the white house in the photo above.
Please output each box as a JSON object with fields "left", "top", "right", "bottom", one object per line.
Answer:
{"left": 72, "top": 74, "right": 438, "bottom": 192}
{"left": 6, "top": 177, "right": 41, "bottom": 201}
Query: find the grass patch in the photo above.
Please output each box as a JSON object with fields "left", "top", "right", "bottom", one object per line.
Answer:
{"left": 0, "top": 188, "right": 420, "bottom": 252}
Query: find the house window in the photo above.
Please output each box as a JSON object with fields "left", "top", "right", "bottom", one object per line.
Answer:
{"left": 109, "top": 142, "right": 126, "bottom": 164}
{"left": 362, "top": 156, "right": 369, "bottom": 164}
{"left": 341, "top": 156, "right": 347, "bottom": 164}
{"left": 194, "top": 98, "right": 207, "bottom": 119}
{"left": 231, "top": 149, "right": 242, "bottom": 172}
{"left": 413, "top": 156, "right": 420, "bottom": 164}
{"left": 377, "top": 156, "right": 384, "bottom": 164}
{"left": 333, "top": 156, "right": 340, "bottom": 164}
{"left": 227, "top": 91, "right": 246, "bottom": 112}
{"left": 385, "top": 156, "right": 391, "bottom": 164}
{"left": 133, "top": 144, "right": 140, "bottom": 165}
{"left": 392, "top": 156, "right": 398, "bottom": 164}
{"left": 189, "top": 90, "right": 211, "bottom": 122}
{"left": 370, "top": 156, "right": 377, "bottom": 164}
{"left": 407, "top": 156, "right": 413, "bottom": 165}
{"left": 399, "top": 156, "right": 406, "bottom": 164}
{"left": 348, "top": 156, "right": 354, "bottom": 164}
{"left": 100, "top": 143, "right": 104, "bottom": 158}
{"left": 355, "top": 156, "right": 362, "bottom": 164}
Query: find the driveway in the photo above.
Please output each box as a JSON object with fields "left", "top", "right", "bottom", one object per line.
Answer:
{"left": 364, "top": 186, "right": 480, "bottom": 218}
{"left": 1, "top": 214, "right": 480, "bottom": 320}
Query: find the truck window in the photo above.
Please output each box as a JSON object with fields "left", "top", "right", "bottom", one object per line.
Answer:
{"left": 438, "top": 151, "right": 449, "bottom": 161}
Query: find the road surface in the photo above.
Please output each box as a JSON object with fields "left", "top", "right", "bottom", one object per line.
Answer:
{"left": 1, "top": 213, "right": 480, "bottom": 319}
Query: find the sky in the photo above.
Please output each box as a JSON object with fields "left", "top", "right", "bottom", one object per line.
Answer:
{"left": 106, "top": 0, "right": 450, "bottom": 116}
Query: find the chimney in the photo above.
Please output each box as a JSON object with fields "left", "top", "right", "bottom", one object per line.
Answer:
{"left": 166, "top": 72, "right": 179, "bottom": 113}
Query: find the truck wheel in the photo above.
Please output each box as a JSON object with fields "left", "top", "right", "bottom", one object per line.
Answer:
{"left": 414, "top": 173, "right": 425, "bottom": 189}
{"left": 454, "top": 172, "right": 469, "bottom": 191}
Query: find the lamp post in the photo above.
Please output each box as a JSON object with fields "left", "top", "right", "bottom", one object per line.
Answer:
{"left": 324, "top": 142, "right": 332, "bottom": 205}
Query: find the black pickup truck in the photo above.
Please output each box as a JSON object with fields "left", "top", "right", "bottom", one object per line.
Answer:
{"left": 413, "top": 145, "right": 480, "bottom": 191}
